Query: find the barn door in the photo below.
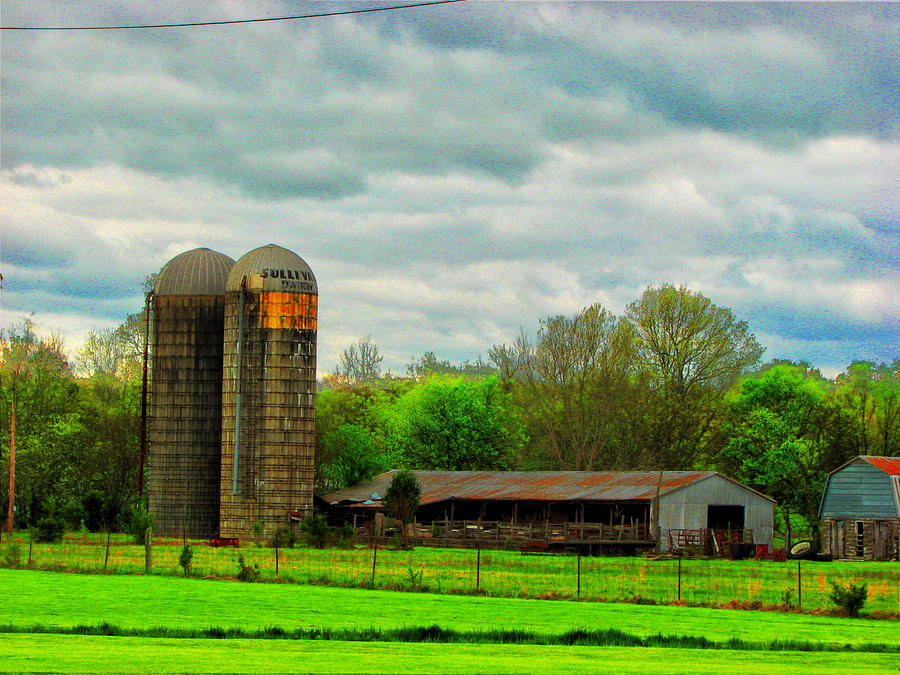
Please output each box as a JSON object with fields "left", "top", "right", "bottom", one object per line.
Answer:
{"left": 707, "top": 505, "right": 745, "bottom": 530}
{"left": 831, "top": 520, "right": 843, "bottom": 558}
{"left": 873, "top": 521, "right": 885, "bottom": 560}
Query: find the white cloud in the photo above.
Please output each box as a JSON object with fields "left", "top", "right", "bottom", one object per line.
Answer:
{"left": 1, "top": 1, "right": 897, "bottom": 375}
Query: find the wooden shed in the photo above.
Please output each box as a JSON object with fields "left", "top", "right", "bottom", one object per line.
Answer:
{"left": 819, "top": 456, "right": 900, "bottom": 560}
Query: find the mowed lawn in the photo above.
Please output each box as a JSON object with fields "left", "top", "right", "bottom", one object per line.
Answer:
{"left": 1, "top": 569, "right": 897, "bottom": 645}
{"left": 1, "top": 569, "right": 899, "bottom": 673}
{"left": 4, "top": 634, "right": 900, "bottom": 674}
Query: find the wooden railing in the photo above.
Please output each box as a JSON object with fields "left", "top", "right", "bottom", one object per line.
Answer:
{"left": 667, "top": 528, "right": 754, "bottom": 556}
{"left": 400, "top": 520, "right": 652, "bottom": 543}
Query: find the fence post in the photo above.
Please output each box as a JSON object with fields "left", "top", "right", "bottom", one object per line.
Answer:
{"left": 275, "top": 543, "right": 279, "bottom": 578}
{"left": 371, "top": 540, "right": 378, "bottom": 586}
{"left": 678, "top": 556, "right": 682, "bottom": 602}
{"left": 476, "top": 543, "right": 481, "bottom": 590}
{"left": 797, "top": 560, "right": 802, "bottom": 609}
{"left": 143, "top": 526, "right": 153, "bottom": 573}
{"left": 577, "top": 550, "right": 581, "bottom": 598}
{"left": 27, "top": 530, "right": 33, "bottom": 566}
{"left": 104, "top": 530, "right": 111, "bottom": 570}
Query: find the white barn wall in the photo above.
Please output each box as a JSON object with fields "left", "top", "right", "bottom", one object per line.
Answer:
{"left": 658, "top": 474, "right": 774, "bottom": 552}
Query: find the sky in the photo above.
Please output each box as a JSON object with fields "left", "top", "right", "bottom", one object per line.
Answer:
{"left": 1, "top": 1, "right": 897, "bottom": 377}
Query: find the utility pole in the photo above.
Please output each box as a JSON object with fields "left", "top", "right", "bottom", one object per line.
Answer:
{"left": 137, "top": 291, "right": 153, "bottom": 499}
{"left": 7, "top": 396, "right": 14, "bottom": 534}
{"left": 3, "top": 294, "right": 34, "bottom": 535}
{"left": 0, "top": 272, "right": 7, "bottom": 536}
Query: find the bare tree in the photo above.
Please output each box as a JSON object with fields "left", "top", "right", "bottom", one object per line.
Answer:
{"left": 76, "top": 329, "right": 124, "bottom": 377}
{"left": 336, "top": 335, "right": 383, "bottom": 383}
{"left": 75, "top": 318, "right": 144, "bottom": 381}
{"left": 489, "top": 303, "right": 635, "bottom": 470}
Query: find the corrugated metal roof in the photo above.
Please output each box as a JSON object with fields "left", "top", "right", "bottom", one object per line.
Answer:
{"left": 323, "top": 470, "right": 765, "bottom": 506}
{"left": 154, "top": 248, "right": 235, "bottom": 296}
{"left": 226, "top": 244, "right": 317, "bottom": 294}
{"left": 859, "top": 456, "right": 900, "bottom": 476}
{"left": 819, "top": 456, "right": 900, "bottom": 519}
{"left": 891, "top": 477, "right": 900, "bottom": 515}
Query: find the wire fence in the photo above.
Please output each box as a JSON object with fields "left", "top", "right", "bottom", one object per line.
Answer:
{"left": 1, "top": 532, "right": 897, "bottom": 613}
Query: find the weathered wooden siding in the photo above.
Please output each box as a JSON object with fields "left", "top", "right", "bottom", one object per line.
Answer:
{"left": 658, "top": 474, "right": 774, "bottom": 552}
{"left": 820, "top": 460, "right": 899, "bottom": 519}
{"left": 148, "top": 295, "right": 226, "bottom": 538}
{"left": 824, "top": 517, "right": 900, "bottom": 560}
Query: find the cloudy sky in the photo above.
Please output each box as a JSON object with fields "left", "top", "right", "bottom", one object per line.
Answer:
{"left": 1, "top": 1, "right": 897, "bottom": 376}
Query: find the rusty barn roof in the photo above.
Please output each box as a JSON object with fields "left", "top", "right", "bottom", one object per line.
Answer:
{"left": 323, "top": 470, "right": 770, "bottom": 507}
{"left": 858, "top": 456, "right": 900, "bottom": 476}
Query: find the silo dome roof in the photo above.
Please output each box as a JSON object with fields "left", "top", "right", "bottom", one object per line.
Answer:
{"left": 226, "top": 244, "right": 317, "bottom": 294}
{"left": 154, "top": 248, "right": 235, "bottom": 296}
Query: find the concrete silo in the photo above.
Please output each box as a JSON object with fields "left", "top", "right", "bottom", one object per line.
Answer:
{"left": 219, "top": 244, "right": 318, "bottom": 539}
{"left": 148, "top": 247, "right": 235, "bottom": 538}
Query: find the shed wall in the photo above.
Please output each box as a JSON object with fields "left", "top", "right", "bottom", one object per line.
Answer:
{"left": 820, "top": 461, "right": 899, "bottom": 519}
{"left": 823, "top": 517, "right": 900, "bottom": 560}
{"left": 658, "top": 475, "right": 774, "bottom": 552}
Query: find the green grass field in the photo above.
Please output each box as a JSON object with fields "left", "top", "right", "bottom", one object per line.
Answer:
{"left": 1, "top": 569, "right": 898, "bottom": 673}
{"left": 4, "top": 569, "right": 897, "bottom": 644}
{"left": 4, "top": 634, "right": 900, "bottom": 674}
{"left": 2, "top": 532, "right": 897, "bottom": 612}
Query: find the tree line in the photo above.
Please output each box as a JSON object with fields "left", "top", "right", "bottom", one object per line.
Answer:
{"left": 316, "top": 285, "right": 899, "bottom": 533}
{"left": 0, "top": 317, "right": 143, "bottom": 533}
{"left": 1, "top": 284, "right": 897, "bottom": 535}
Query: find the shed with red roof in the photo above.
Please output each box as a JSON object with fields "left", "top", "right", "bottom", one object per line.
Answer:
{"left": 819, "top": 456, "right": 900, "bottom": 560}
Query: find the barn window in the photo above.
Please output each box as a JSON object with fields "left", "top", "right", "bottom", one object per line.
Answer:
{"left": 855, "top": 521, "right": 865, "bottom": 557}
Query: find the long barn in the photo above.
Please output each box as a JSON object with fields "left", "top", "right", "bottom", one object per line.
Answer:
{"left": 323, "top": 470, "right": 774, "bottom": 554}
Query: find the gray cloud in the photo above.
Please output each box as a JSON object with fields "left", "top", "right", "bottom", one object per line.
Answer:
{"left": 1, "top": 1, "right": 897, "bottom": 375}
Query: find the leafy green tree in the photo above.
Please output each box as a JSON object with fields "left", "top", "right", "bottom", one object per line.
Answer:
{"left": 300, "top": 514, "right": 331, "bottom": 549}
{"left": 382, "top": 470, "right": 421, "bottom": 544}
{"left": 75, "top": 327, "right": 143, "bottom": 382}
{"left": 625, "top": 285, "right": 764, "bottom": 469}
{"left": 388, "top": 376, "right": 522, "bottom": 470}
{"left": 406, "top": 351, "right": 455, "bottom": 379}
{"left": 314, "top": 382, "right": 409, "bottom": 490}
{"left": 833, "top": 360, "right": 900, "bottom": 456}
{"left": 77, "top": 374, "right": 140, "bottom": 527}
{"left": 179, "top": 543, "right": 194, "bottom": 575}
{"left": 719, "top": 364, "right": 855, "bottom": 531}
{"left": 1, "top": 319, "right": 75, "bottom": 528}
{"left": 75, "top": 329, "right": 125, "bottom": 378}
{"left": 406, "top": 351, "right": 495, "bottom": 380}
{"left": 317, "top": 424, "right": 391, "bottom": 491}
{"left": 33, "top": 499, "right": 66, "bottom": 543}
{"left": 1, "top": 313, "right": 142, "bottom": 532}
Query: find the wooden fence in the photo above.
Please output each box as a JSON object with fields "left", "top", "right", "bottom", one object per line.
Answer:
{"left": 368, "top": 520, "right": 652, "bottom": 547}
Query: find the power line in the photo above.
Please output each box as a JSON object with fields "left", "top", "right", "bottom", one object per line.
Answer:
{"left": 1, "top": 0, "right": 464, "bottom": 31}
